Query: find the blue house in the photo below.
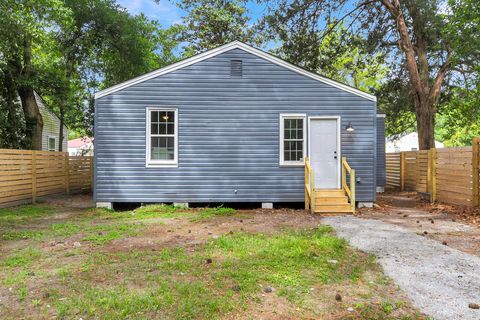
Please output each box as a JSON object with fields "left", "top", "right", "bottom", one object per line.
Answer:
{"left": 94, "top": 41, "right": 385, "bottom": 213}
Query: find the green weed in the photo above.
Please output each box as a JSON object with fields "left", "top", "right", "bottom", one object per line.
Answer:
{"left": 0, "top": 204, "right": 54, "bottom": 224}
{"left": 191, "top": 206, "right": 236, "bottom": 221}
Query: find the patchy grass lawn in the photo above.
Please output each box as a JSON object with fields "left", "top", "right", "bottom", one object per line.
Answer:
{"left": 0, "top": 199, "right": 425, "bottom": 319}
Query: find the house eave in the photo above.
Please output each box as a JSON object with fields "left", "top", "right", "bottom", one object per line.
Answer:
{"left": 94, "top": 41, "right": 377, "bottom": 102}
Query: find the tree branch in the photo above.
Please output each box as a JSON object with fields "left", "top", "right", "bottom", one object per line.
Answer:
{"left": 318, "top": 0, "right": 375, "bottom": 41}
{"left": 429, "top": 50, "right": 451, "bottom": 104}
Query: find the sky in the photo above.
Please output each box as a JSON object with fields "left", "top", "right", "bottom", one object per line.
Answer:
{"left": 116, "top": 0, "right": 268, "bottom": 28}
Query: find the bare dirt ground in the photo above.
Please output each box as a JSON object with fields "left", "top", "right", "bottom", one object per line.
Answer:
{"left": 0, "top": 194, "right": 425, "bottom": 319}
{"left": 357, "top": 191, "right": 480, "bottom": 257}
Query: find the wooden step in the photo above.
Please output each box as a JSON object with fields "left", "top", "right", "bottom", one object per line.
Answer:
{"left": 315, "top": 189, "right": 345, "bottom": 197}
{"left": 314, "top": 204, "right": 353, "bottom": 213}
{"left": 315, "top": 196, "right": 349, "bottom": 204}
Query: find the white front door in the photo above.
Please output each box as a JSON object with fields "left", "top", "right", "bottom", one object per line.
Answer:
{"left": 309, "top": 118, "right": 340, "bottom": 189}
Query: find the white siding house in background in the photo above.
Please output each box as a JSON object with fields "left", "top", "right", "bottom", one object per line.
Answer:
{"left": 386, "top": 132, "right": 444, "bottom": 152}
{"left": 35, "top": 92, "right": 68, "bottom": 152}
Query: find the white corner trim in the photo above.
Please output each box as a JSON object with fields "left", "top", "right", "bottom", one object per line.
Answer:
{"left": 94, "top": 41, "right": 377, "bottom": 102}
{"left": 145, "top": 107, "right": 179, "bottom": 168}
{"left": 279, "top": 113, "right": 306, "bottom": 167}
{"left": 376, "top": 114, "right": 386, "bottom": 118}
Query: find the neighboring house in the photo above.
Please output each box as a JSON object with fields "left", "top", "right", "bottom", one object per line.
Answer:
{"left": 94, "top": 41, "right": 384, "bottom": 211}
{"left": 386, "top": 132, "right": 444, "bottom": 152}
{"left": 68, "top": 137, "right": 94, "bottom": 156}
{"left": 35, "top": 92, "right": 68, "bottom": 152}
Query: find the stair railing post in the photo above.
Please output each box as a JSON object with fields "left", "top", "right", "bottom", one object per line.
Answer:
{"left": 351, "top": 168, "right": 356, "bottom": 212}
{"left": 310, "top": 166, "right": 315, "bottom": 214}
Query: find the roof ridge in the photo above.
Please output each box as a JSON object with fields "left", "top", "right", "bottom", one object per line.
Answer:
{"left": 95, "top": 41, "right": 376, "bottom": 102}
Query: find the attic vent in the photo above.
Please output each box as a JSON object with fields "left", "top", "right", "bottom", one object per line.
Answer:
{"left": 230, "top": 60, "right": 242, "bottom": 77}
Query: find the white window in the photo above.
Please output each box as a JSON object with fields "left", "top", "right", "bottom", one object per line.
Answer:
{"left": 48, "top": 136, "right": 56, "bottom": 151}
{"left": 279, "top": 114, "right": 306, "bottom": 166}
{"left": 146, "top": 107, "right": 178, "bottom": 167}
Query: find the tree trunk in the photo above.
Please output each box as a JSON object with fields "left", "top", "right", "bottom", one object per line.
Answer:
{"left": 18, "top": 86, "right": 43, "bottom": 150}
{"left": 380, "top": 0, "right": 442, "bottom": 150}
{"left": 415, "top": 99, "right": 435, "bottom": 150}
{"left": 18, "top": 35, "right": 43, "bottom": 150}
{"left": 58, "top": 97, "right": 65, "bottom": 152}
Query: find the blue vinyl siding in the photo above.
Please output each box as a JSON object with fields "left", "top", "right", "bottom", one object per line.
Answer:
{"left": 95, "top": 48, "right": 377, "bottom": 203}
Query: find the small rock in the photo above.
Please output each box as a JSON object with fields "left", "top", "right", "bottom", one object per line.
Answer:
{"left": 205, "top": 258, "right": 212, "bottom": 264}
{"left": 208, "top": 232, "right": 213, "bottom": 235}
{"left": 327, "top": 259, "right": 338, "bottom": 264}
{"left": 416, "top": 220, "right": 420, "bottom": 223}
{"left": 468, "top": 303, "right": 480, "bottom": 309}
{"left": 73, "top": 242, "right": 82, "bottom": 248}
{"left": 228, "top": 231, "right": 234, "bottom": 234}
{"left": 335, "top": 293, "right": 342, "bottom": 302}
{"left": 27, "top": 271, "right": 35, "bottom": 276}
{"left": 442, "top": 241, "right": 448, "bottom": 245}
{"left": 188, "top": 230, "right": 191, "bottom": 233}
{"left": 239, "top": 219, "right": 243, "bottom": 223}
{"left": 431, "top": 220, "right": 434, "bottom": 224}
{"left": 231, "top": 285, "right": 241, "bottom": 292}
{"left": 167, "top": 230, "right": 173, "bottom": 233}
{"left": 347, "top": 307, "right": 354, "bottom": 312}
{"left": 263, "top": 286, "right": 273, "bottom": 293}
{"left": 403, "top": 214, "right": 408, "bottom": 217}
{"left": 423, "top": 231, "right": 428, "bottom": 235}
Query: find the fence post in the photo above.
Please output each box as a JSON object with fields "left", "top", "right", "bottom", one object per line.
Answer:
{"left": 431, "top": 148, "right": 437, "bottom": 203}
{"left": 427, "top": 148, "right": 437, "bottom": 203}
{"left": 473, "top": 137, "right": 480, "bottom": 207}
{"left": 427, "top": 149, "right": 432, "bottom": 195}
{"left": 31, "top": 151, "right": 37, "bottom": 204}
{"left": 89, "top": 157, "right": 94, "bottom": 192}
{"left": 64, "top": 152, "right": 70, "bottom": 194}
{"left": 400, "top": 152, "right": 405, "bottom": 191}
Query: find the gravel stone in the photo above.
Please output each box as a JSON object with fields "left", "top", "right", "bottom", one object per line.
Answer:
{"left": 324, "top": 216, "right": 480, "bottom": 320}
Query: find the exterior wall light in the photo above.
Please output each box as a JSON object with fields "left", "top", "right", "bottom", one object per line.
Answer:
{"left": 346, "top": 122, "right": 355, "bottom": 132}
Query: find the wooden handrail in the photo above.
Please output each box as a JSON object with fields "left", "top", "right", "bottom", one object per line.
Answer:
{"left": 342, "top": 157, "right": 356, "bottom": 212}
{"left": 304, "top": 157, "right": 315, "bottom": 213}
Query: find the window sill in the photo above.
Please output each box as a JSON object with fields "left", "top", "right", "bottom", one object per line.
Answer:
{"left": 279, "top": 163, "right": 305, "bottom": 168}
{"left": 146, "top": 162, "right": 178, "bottom": 168}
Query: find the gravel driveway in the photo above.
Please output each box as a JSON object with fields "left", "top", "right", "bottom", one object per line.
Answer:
{"left": 323, "top": 216, "right": 480, "bottom": 320}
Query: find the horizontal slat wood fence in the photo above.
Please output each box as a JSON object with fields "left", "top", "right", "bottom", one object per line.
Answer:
{"left": 0, "top": 149, "right": 93, "bottom": 207}
{"left": 386, "top": 137, "right": 480, "bottom": 207}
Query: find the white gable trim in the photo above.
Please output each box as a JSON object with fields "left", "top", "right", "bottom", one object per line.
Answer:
{"left": 94, "top": 41, "right": 376, "bottom": 102}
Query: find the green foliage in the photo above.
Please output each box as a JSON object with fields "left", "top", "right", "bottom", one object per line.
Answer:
{"left": 262, "top": 0, "right": 480, "bottom": 144}
{"left": 0, "top": 0, "right": 183, "bottom": 145}
{"left": 436, "top": 86, "right": 480, "bottom": 146}
{"left": 174, "top": 0, "right": 263, "bottom": 55}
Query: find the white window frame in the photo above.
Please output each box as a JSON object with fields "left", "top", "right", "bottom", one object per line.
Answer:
{"left": 146, "top": 107, "right": 178, "bottom": 168}
{"left": 279, "top": 113, "right": 306, "bottom": 166}
{"left": 47, "top": 136, "right": 56, "bottom": 152}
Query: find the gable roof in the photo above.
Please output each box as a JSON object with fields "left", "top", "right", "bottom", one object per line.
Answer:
{"left": 94, "top": 41, "right": 376, "bottom": 102}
